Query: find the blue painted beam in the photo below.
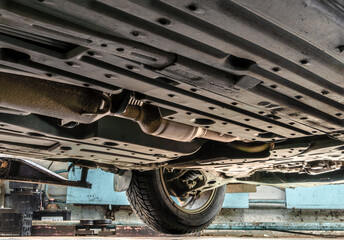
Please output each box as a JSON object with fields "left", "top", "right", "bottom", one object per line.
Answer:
{"left": 249, "top": 199, "right": 286, "bottom": 204}
{"left": 286, "top": 185, "right": 344, "bottom": 209}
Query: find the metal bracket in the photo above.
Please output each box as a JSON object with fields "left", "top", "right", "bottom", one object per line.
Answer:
{"left": 0, "top": 157, "right": 91, "bottom": 188}
{"left": 328, "top": 131, "right": 344, "bottom": 142}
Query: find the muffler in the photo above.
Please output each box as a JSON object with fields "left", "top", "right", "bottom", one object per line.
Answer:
{"left": 0, "top": 72, "right": 111, "bottom": 124}
{"left": 0, "top": 72, "right": 240, "bottom": 143}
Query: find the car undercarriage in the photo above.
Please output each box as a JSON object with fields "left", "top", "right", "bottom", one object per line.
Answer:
{"left": 0, "top": 0, "right": 343, "bottom": 234}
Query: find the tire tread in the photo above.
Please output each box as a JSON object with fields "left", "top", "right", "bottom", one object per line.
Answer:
{"left": 126, "top": 170, "right": 223, "bottom": 234}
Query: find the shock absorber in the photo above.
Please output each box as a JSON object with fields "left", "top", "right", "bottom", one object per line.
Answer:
{"left": 181, "top": 170, "right": 203, "bottom": 190}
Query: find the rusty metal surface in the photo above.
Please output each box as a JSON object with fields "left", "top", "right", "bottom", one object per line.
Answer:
{"left": 0, "top": 72, "right": 110, "bottom": 124}
{"left": 225, "top": 184, "right": 256, "bottom": 194}
{"left": 31, "top": 225, "right": 75, "bottom": 236}
{"left": 118, "top": 103, "right": 240, "bottom": 142}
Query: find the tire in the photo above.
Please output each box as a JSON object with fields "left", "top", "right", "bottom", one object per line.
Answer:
{"left": 126, "top": 169, "right": 226, "bottom": 234}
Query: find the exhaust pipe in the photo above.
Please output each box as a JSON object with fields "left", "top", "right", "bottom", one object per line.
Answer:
{"left": 116, "top": 102, "right": 240, "bottom": 143}
{"left": 0, "top": 72, "right": 111, "bottom": 124}
{"left": 0, "top": 73, "right": 240, "bottom": 143}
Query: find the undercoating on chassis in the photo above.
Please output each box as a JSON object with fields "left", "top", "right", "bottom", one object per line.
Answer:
{"left": 0, "top": 0, "right": 342, "bottom": 191}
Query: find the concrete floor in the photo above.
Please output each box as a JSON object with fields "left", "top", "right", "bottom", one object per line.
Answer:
{"left": 0, "top": 238, "right": 340, "bottom": 240}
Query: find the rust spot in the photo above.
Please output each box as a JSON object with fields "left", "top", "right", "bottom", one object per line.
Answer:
{"left": 0, "top": 160, "right": 8, "bottom": 169}
{"left": 0, "top": 160, "right": 8, "bottom": 176}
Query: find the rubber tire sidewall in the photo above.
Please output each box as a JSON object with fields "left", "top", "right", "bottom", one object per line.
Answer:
{"left": 127, "top": 169, "right": 226, "bottom": 233}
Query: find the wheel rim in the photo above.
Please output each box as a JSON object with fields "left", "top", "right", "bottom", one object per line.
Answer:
{"left": 160, "top": 168, "right": 217, "bottom": 214}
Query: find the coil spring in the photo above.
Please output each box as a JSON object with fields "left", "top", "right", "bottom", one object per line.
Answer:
{"left": 181, "top": 170, "right": 200, "bottom": 181}
{"left": 128, "top": 96, "right": 143, "bottom": 106}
